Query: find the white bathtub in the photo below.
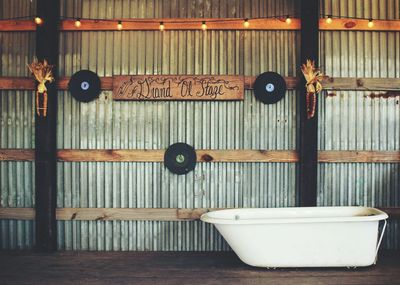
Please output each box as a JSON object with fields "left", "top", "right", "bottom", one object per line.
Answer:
{"left": 201, "top": 207, "right": 388, "bottom": 268}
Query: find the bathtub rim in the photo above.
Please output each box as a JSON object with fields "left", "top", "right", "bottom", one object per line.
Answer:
{"left": 200, "top": 206, "right": 388, "bottom": 225}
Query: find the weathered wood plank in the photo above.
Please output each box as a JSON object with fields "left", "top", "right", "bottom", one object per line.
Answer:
{"left": 113, "top": 75, "right": 245, "bottom": 101}
{"left": 0, "top": 77, "right": 36, "bottom": 90}
{"left": 322, "top": 77, "right": 400, "bottom": 91}
{"left": 0, "top": 20, "right": 36, "bottom": 31}
{"left": 1, "top": 207, "right": 399, "bottom": 221}
{"left": 57, "top": 149, "right": 165, "bottom": 162}
{"left": 2, "top": 18, "right": 400, "bottom": 32}
{"left": 60, "top": 18, "right": 300, "bottom": 31}
{"left": 57, "top": 149, "right": 299, "bottom": 162}
{"left": 2, "top": 77, "right": 400, "bottom": 91}
{"left": 318, "top": 151, "right": 400, "bottom": 163}
{"left": 0, "top": 208, "right": 35, "bottom": 220}
{"left": 0, "top": 149, "right": 35, "bottom": 161}
{"left": 56, "top": 208, "right": 180, "bottom": 221}
{"left": 196, "top": 150, "right": 299, "bottom": 162}
{"left": 2, "top": 149, "right": 400, "bottom": 163}
{"left": 319, "top": 18, "right": 400, "bottom": 31}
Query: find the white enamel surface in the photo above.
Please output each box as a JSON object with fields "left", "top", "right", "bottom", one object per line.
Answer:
{"left": 201, "top": 207, "right": 388, "bottom": 268}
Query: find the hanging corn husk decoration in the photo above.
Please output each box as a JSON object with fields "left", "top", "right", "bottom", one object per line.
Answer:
{"left": 300, "top": 59, "right": 327, "bottom": 119}
{"left": 27, "top": 58, "right": 54, "bottom": 117}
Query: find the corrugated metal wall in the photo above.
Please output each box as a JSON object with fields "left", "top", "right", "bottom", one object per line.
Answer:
{"left": 1, "top": 0, "right": 399, "bottom": 250}
{"left": 0, "top": 0, "right": 36, "bottom": 249}
{"left": 319, "top": 0, "right": 400, "bottom": 249}
{"left": 56, "top": 0, "right": 298, "bottom": 250}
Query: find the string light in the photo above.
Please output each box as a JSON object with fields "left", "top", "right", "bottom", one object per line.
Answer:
{"left": 117, "top": 20, "right": 123, "bottom": 30}
{"left": 368, "top": 18, "right": 374, "bottom": 28}
{"left": 326, "top": 15, "right": 332, "bottom": 24}
{"left": 285, "top": 15, "right": 291, "bottom": 24}
{"left": 243, "top": 18, "right": 250, "bottom": 28}
{"left": 74, "top": 18, "right": 81, "bottom": 28}
{"left": 201, "top": 21, "right": 207, "bottom": 31}
{"left": 34, "top": 16, "right": 43, "bottom": 25}
{"left": 159, "top": 21, "right": 165, "bottom": 31}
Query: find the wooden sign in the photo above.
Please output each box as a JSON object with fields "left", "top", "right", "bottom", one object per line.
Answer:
{"left": 113, "top": 75, "right": 244, "bottom": 101}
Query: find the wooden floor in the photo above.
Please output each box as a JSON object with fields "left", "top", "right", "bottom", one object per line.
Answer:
{"left": 0, "top": 251, "right": 399, "bottom": 285}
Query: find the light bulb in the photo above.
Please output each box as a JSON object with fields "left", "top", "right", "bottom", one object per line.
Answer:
{"left": 74, "top": 18, "right": 81, "bottom": 28}
{"left": 159, "top": 22, "right": 165, "bottom": 31}
{"left": 201, "top": 21, "right": 207, "bottom": 31}
{"left": 285, "top": 16, "right": 291, "bottom": 24}
{"left": 243, "top": 18, "right": 249, "bottom": 28}
{"left": 368, "top": 19, "right": 374, "bottom": 28}
{"left": 34, "top": 16, "right": 43, "bottom": 25}
{"left": 117, "top": 21, "right": 123, "bottom": 30}
{"left": 326, "top": 16, "right": 332, "bottom": 24}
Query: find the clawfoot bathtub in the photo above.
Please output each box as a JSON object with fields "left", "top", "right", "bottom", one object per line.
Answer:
{"left": 201, "top": 207, "right": 388, "bottom": 268}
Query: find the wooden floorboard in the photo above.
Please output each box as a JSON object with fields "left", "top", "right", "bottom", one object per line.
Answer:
{"left": 0, "top": 251, "right": 399, "bottom": 285}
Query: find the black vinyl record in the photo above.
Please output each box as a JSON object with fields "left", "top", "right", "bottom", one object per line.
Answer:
{"left": 164, "top": 143, "right": 197, "bottom": 175}
{"left": 68, "top": 70, "right": 101, "bottom": 102}
{"left": 253, "top": 72, "right": 286, "bottom": 104}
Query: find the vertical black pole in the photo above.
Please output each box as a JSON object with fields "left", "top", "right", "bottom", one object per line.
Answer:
{"left": 298, "top": 0, "right": 319, "bottom": 206}
{"left": 35, "top": 0, "right": 59, "bottom": 251}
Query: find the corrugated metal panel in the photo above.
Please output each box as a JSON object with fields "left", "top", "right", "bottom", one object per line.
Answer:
{"left": 319, "top": 0, "right": 400, "bottom": 249}
{"left": 0, "top": 0, "right": 36, "bottom": 249}
{"left": 56, "top": 0, "right": 298, "bottom": 250}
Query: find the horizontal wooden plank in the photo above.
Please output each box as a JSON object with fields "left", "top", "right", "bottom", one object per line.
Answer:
{"left": 319, "top": 18, "right": 400, "bottom": 31}
{"left": 57, "top": 149, "right": 299, "bottom": 162}
{"left": 0, "top": 20, "right": 36, "bottom": 31}
{"left": 0, "top": 149, "right": 35, "bottom": 161}
{"left": 0, "top": 208, "right": 35, "bottom": 220}
{"left": 1, "top": 19, "right": 399, "bottom": 32}
{"left": 318, "top": 151, "right": 400, "bottom": 163}
{"left": 2, "top": 76, "right": 400, "bottom": 91}
{"left": 61, "top": 18, "right": 301, "bottom": 31}
{"left": 2, "top": 149, "right": 400, "bottom": 163}
{"left": 0, "top": 77, "right": 114, "bottom": 90}
{"left": 57, "top": 208, "right": 180, "bottom": 221}
{"left": 322, "top": 77, "right": 400, "bottom": 91}
{"left": 1, "top": 207, "right": 399, "bottom": 220}
{"left": 57, "top": 149, "right": 165, "bottom": 162}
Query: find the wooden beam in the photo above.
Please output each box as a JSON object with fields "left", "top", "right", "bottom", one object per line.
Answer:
{"left": 318, "top": 151, "right": 400, "bottom": 163}
{"left": 2, "top": 18, "right": 400, "bottom": 32}
{"left": 322, "top": 77, "right": 400, "bottom": 91}
{"left": 2, "top": 76, "right": 400, "bottom": 91}
{"left": 0, "top": 149, "right": 35, "bottom": 161}
{"left": 0, "top": 20, "right": 36, "bottom": 31}
{"left": 34, "top": 0, "right": 59, "bottom": 252}
{"left": 1, "top": 207, "right": 399, "bottom": 220}
{"left": 57, "top": 149, "right": 299, "bottom": 163}
{"left": 298, "top": 0, "right": 319, "bottom": 207}
{"left": 319, "top": 18, "right": 400, "bottom": 31}
{"left": 2, "top": 149, "right": 400, "bottom": 163}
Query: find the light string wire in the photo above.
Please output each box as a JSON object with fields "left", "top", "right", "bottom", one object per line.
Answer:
{"left": 1, "top": 14, "right": 399, "bottom": 22}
